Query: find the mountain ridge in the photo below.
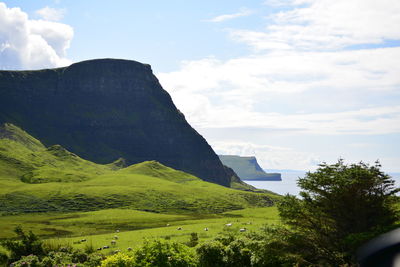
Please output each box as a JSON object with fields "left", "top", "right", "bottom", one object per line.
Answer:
{"left": 0, "top": 58, "right": 234, "bottom": 186}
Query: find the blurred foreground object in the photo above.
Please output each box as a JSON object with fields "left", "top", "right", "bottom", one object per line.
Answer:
{"left": 357, "top": 228, "right": 400, "bottom": 267}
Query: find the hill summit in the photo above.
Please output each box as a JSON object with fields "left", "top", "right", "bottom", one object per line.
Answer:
{"left": 0, "top": 58, "right": 233, "bottom": 186}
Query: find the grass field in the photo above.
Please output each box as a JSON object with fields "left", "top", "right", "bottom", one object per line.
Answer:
{"left": 44, "top": 207, "right": 280, "bottom": 252}
{"left": 0, "top": 123, "right": 281, "bottom": 253}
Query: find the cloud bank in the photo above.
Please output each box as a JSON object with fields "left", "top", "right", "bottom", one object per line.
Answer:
{"left": 0, "top": 2, "right": 73, "bottom": 70}
{"left": 158, "top": 0, "right": 400, "bottom": 170}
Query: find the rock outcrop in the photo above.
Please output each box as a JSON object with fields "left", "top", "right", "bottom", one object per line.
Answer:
{"left": 0, "top": 59, "right": 233, "bottom": 186}
{"left": 219, "top": 155, "right": 282, "bottom": 181}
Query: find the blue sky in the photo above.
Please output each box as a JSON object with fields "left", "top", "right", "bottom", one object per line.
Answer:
{"left": 1, "top": 0, "right": 400, "bottom": 172}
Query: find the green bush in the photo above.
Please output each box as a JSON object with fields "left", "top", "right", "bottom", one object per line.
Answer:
{"left": 82, "top": 253, "right": 104, "bottom": 267}
{"left": 196, "top": 241, "right": 225, "bottom": 267}
{"left": 40, "top": 251, "right": 73, "bottom": 267}
{"left": 0, "top": 250, "right": 8, "bottom": 265}
{"left": 10, "top": 254, "right": 41, "bottom": 267}
{"left": 100, "top": 252, "right": 135, "bottom": 267}
{"left": 1, "top": 226, "right": 44, "bottom": 263}
{"left": 224, "top": 239, "right": 252, "bottom": 267}
{"left": 186, "top": 232, "right": 199, "bottom": 247}
{"left": 133, "top": 240, "right": 197, "bottom": 267}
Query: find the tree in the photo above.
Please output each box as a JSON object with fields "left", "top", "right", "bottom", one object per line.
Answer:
{"left": 1, "top": 226, "right": 45, "bottom": 263}
{"left": 278, "top": 160, "right": 399, "bottom": 266}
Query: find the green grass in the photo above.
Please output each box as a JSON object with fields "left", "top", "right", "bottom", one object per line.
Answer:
{"left": 43, "top": 207, "right": 280, "bottom": 252}
{"left": 0, "top": 123, "right": 281, "bottom": 247}
{"left": 0, "top": 124, "right": 279, "bottom": 216}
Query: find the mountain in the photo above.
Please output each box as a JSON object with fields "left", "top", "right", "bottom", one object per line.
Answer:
{"left": 0, "top": 123, "right": 276, "bottom": 215}
{"left": 0, "top": 59, "right": 233, "bottom": 186}
{"left": 219, "top": 155, "right": 282, "bottom": 181}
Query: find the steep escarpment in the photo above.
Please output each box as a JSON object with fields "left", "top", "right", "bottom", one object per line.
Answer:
{"left": 0, "top": 59, "right": 232, "bottom": 186}
{"left": 219, "top": 155, "right": 282, "bottom": 181}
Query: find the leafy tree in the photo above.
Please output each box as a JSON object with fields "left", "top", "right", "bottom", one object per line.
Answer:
{"left": 1, "top": 226, "right": 45, "bottom": 263}
{"left": 278, "top": 160, "right": 399, "bottom": 265}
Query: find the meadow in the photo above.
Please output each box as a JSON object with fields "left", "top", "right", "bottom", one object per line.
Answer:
{"left": 0, "top": 207, "right": 279, "bottom": 253}
{"left": 0, "top": 123, "right": 280, "bottom": 256}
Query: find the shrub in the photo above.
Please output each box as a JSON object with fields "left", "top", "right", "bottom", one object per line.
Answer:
{"left": 134, "top": 240, "right": 197, "bottom": 267}
{"left": 224, "top": 239, "right": 252, "bottom": 267}
{"left": 40, "top": 251, "right": 73, "bottom": 267}
{"left": 83, "top": 253, "right": 104, "bottom": 267}
{"left": 100, "top": 252, "right": 135, "bottom": 267}
{"left": 196, "top": 241, "right": 225, "bottom": 267}
{"left": 1, "top": 226, "right": 44, "bottom": 263}
{"left": 186, "top": 232, "right": 199, "bottom": 247}
{"left": 10, "top": 254, "right": 40, "bottom": 267}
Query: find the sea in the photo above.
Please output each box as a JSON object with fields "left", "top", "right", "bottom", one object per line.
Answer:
{"left": 245, "top": 170, "right": 400, "bottom": 196}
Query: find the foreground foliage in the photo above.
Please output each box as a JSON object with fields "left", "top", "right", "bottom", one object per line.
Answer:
{"left": 278, "top": 160, "right": 399, "bottom": 266}
{"left": 1, "top": 161, "right": 398, "bottom": 266}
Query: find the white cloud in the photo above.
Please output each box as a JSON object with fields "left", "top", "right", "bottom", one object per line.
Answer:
{"left": 158, "top": 47, "right": 400, "bottom": 135}
{"left": 237, "top": 0, "right": 400, "bottom": 51}
{"left": 35, "top": 6, "right": 65, "bottom": 21}
{"left": 159, "top": 0, "right": 400, "bottom": 171}
{"left": 207, "top": 8, "right": 253, "bottom": 23}
{"left": 0, "top": 2, "right": 73, "bottom": 70}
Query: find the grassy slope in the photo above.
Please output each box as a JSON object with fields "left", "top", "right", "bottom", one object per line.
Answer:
{"left": 0, "top": 123, "right": 279, "bottom": 240}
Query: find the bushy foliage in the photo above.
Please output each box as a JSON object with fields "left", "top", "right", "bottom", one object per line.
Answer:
{"left": 10, "top": 254, "right": 41, "bottom": 267}
{"left": 196, "top": 241, "right": 225, "bottom": 267}
{"left": 100, "top": 252, "right": 135, "bottom": 267}
{"left": 0, "top": 250, "right": 8, "bottom": 265}
{"left": 1, "top": 226, "right": 45, "bottom": 263}
{"left": 278, "top": 160, "right": 400, "bottom": 265}
{"left": 40, "top": 251, "right": 73, "bottom": 266}
{"left": 197, "top": 230, "right": 300, "bottom": 267}
{"left": 186, "top": 232, "right": 199, "bottom": 247}
{"left": 133, "top": 240, "right": 197, "bottom": 267}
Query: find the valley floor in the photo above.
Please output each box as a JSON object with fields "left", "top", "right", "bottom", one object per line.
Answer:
{"left": 0, "top": 207, "right": 279, "bottom": 252}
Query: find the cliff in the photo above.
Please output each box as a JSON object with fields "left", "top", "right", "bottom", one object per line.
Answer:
{"left": 219, "top": 155, "right": 282, "bottom": 181}
{"left": 0, "top": 58, "right": 233, "bottom": 186}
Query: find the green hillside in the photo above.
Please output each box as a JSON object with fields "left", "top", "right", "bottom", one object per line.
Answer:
{"left": 0, "top": 123, "right": 277, "bottom": 217}
{"left": 219, "top": 155, "right": 282, "bottom": 181}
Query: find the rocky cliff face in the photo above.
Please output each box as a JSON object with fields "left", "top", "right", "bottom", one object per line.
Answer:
{"left": 0, "top": 58, "right": 232, "bottom": 186}
{"left": 219, "top": 155, "right": 282, "bottom": 181}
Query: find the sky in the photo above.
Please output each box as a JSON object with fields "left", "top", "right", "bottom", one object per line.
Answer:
{"left": 1, "top": 0, "right": 400, "bottom": 172}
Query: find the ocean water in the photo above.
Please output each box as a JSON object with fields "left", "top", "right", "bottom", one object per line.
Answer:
{"left": 245, "top": 171, "right": 400, "bottom": 196}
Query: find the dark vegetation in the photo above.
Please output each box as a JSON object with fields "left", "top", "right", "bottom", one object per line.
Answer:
{"left": 1, "top": 160, "right": 398, "bottom": 266}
